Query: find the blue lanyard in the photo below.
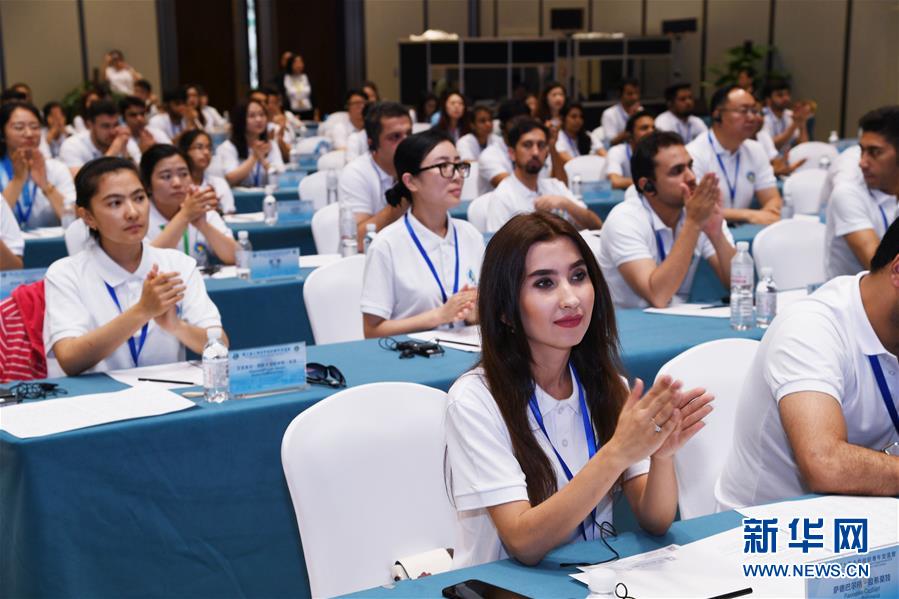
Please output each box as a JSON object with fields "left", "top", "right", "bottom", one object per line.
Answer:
{"left": 528, "top": 365, "right": 599, "bottom": 541}
{"left": 564, "top": 132, "right": 579, "bottom": 156}
{"left": 871, "top": 191, "right": 891, "bottom": 231}
{"left": 2, "top": 156, "right": 36, "bottom": 227}
{"left": 404, "top": 213, "right": 459, "bottom": 304}
{"left": 104, "top": 282, "right": 149, "bottom": 368}
{"left": 709, "top": 133, "right": 740, "bottom": 207}
{"left": 868, "top": 355, "right": 899, "bottom": 436}
{"left": 253, "top": 162, "right": 262, "bottom": 187}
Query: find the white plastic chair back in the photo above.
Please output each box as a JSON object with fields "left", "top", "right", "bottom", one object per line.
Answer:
{"left": 590, "top": 125, "right": 605, "bottom": 150}
{"left": 311, "top": 202, "right": 340, "bottom": 254}
{"left": 492, "top": 118, "right": 501, "bottom": 136}
{"left": 298, "top": 171, "right": 338, "bottom": 211}
{"left": 412, "top": 122, "right": 432, "bottom": 134}
{"left": 658, "top": 338, "right": 760, "bottom": 519}
{"left": 783, "top": 169, "right": 827, "bottom": 215}
{"left": 752, "top": 218, "right": 826, "bottom": 289}
{"left": 317, "top": 111, "right": 349, "bottom": 137}
{"left": 317, "top": 150, "right": 346, "bottom": 171}
{"left": 281, "top": 382, "right": 456, "bottom": 597}
{"left": 579, "top": 230, "right": 602, "bottom": 261}
{"left": 564, "top": 155, "right": 607, "bottom": 183}
{"left": 467, "top": 192, "right": 492, "bottom": 233}
{"left": 461, "top": 162, "right": 479, "bottom": 200}
{"left": 295, "top": 136, "right": 330, "bottom": 155}
{"left": 788, "top": 141, "right": 838, "bottom": 172}
{"left": 302, "top": 254, "right": 365, "bottom": 344}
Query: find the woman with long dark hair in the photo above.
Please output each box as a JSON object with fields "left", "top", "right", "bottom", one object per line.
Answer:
{"left": 446, "top": 212, "right": 713, "bottom": 567}
{"left": 213, "top": 100, "right": 283, "bottom": 187}
{"left": 537, "top": 81, "right": 567, "bottom": 127}
{"left": 178, "top": 129, "right": 235, "bottom": 214}
{"left": 555, "top": 102, "right": 606, "bottom": 165}
{"left": 435, "top": 90, "right": 471, "bottom": 142}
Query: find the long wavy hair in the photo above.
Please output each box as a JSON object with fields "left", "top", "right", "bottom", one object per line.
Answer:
{"left": 477, "top": 212, "right": 627, "bottom": 506}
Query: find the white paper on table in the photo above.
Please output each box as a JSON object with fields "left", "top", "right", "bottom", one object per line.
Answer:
{"left": 107, "top": 361, "right": 204, "bottom": 389}
{"left": 233, "top": 186, "right": 264, "bottom": 192}
{"left": 409, "top": 325, "right": 481, "bottom": 352}
{"left": 21, "top": 226, "right": 64, "bottom": 240}
{"left": 225, "top": 212, "right": 265, "bottom": 223}
{"left": 643, "top": 289, "right": 810, "bottom": 319}
{"left": 300, "top": 253, "right": 341, "bottom": 268}
{"left": 0, "top": 383, "right": 196, "bottom": 439}
{"left": 211, "top": 266, "right": 238, "bottom": 279}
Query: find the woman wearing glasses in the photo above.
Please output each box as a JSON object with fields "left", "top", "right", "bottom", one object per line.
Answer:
{"left": 361, "top": 129, "right": 485, "bottom": 338}
{"left": 178, "top": 130, "right": 236, "bottom": 214}
{"left": 446, "top": 212, "right": 714, "bottom": 568}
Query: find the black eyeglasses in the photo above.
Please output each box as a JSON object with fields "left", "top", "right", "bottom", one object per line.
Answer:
{"left": 418, "top": 161, "right": 471, "bottom": 179}
{"left": 306, "top": 363, "right": 346, "bottom": 388}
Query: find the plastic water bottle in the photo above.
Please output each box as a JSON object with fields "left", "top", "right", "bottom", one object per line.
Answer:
{"left": 818, "top": 155, "right": 831, "bottom": 170}
{"left": 202, "top": 327, "right": 230, "bottom": 403}
{"left": 61, "top": 199, "right": 76, "bottom": 229}
{"left": 338, "top": 199, "right": 358, "bottom": 257}
{"left": 828, "top": 130, "right": 839, "bottom": 146}
{"left": 363, "top": 223, "right": 377, "bottom": 254}
{"left": 730, "top": 241, "right": 755, "bottom": 331}
{"left": 326, "top": 169, "right": 339, "bottom": 205}
{"left": 756, "top": 267, "right": 777, "bottom": 328}
{"left": 267, "top": 166, "right": 280, "bottom": 190}
{"left": 236, "top": 230, "right": 252, "bottom": 279}
{"left": 571, "top": 175, "right": 583, "bottom": 203}
{"left": 263, "top": 184, "right": 278, "bottom": 225}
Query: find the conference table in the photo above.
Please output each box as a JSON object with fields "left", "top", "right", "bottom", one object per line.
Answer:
{"left": 0, "top": 311, "right": 764, "bottom": 599}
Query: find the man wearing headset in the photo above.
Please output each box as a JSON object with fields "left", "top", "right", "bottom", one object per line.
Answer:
{"left": 687, "top": 85, "right": 783, "bottom": 225}
{"left": 598, "top": 131, "right": 736, "bottom": 308}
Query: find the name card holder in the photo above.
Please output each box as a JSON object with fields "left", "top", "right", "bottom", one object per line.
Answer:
{"left": 229, "top": 341, "right": 308, "bottom": 398}
{"left": 0, "top": 268, "right": 47, "bottom": 300}
{"left": 249, "top": 248, "right": 301, "bottom": 280}
{"left": 276, "top": 200, "right": 315, "bottom": 223}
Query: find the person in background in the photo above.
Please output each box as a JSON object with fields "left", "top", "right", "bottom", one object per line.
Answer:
{"left": 416, "top": 92, "right": 438, "bottom": 124}
{"left": 487, "top": 118, "right": 600, "bottom": 232}
{"left": 524, "top": 92, "right": 539, "bottom": 119}
{"left": 445, "top": 210, "right": 712, "bottom": 568}
{"left": 750, "top": 98, "right": 805, "bottom": 179}
{"left": 601, "top": 78, "right": 642, "bottom": 147}
{"left": 457, "top": 105, "right": 497, "bottom": 163}
{"left": 1, "top": 102, "right": 76, "bottom": 228}
{"left": 214, "top": 100, "right": 284, "bottom": 188}
{"left": 606, "top": 111, "right": 656, "bottom": 190}
{"left": 654, "top": 83, "right": 707, "bottom": 143}
{"left": 120, "top": 95, "right": 171, "bottom": 157}
{"left": 762, "top": 78, "right": 810, "bottom": 154}
{"left": 134, "top": 79, "right": 161, "bottom": 118}
{"left": 329, "top": 89, "right": 367, "bottom": 152}
{"left": 716, "top": 218, "right": 899, "bottom": 511}
{"left": 362, "top": 81, "right": 380, "bottom": 103}
{"left": 103, "top": 50, "right": 141, "bottom": 95}
{"left": 196, "top": 86, "right": 226, "bottom": 131}
{"left": 555, "top": 102, "right": 606, "bottom": 166}
{"left": 6, "top": 83, "right": 32, "bottom": 104}
{"left": 361, "top": 129, "right": 484, "bottom": 338}
{"left": 686, "top": 85, "right": 782, "bottom": 225}
{"left": 283, "top": 53, "right": 316, "bottom": 121}
{"left": 537, "top": 82, "right": 567, "bottom": 128}
{"left": 72, "top": 88, "right": 102, "bottom": 134}
{"left": 44, "top": 156, "right": 225, "bottom": 376}
{"left": 42, "top": 101, "right": 70, "bottom": 159}
{"left": 184, "top": 84, "right": 208, "bottom": 132}
{"left": 0, "top": 88, "right": 27, "bottom": 104}
{"left": 736, "top": 66, "right": 755, "bottom": 95}
{"left": 0, "top": 193, "right": 25, "bottom": 270}
{"left": 178, "top": 129, "right": 235, "bottom": 214}
{"left": 435, "top": 90, "right": 470, "bottom": 143}
{"left": 262, "top": 86, "right": 300, "bottom": 158}
{"left": 825, "top": 106, "right": 899, "bottom": 279}
{"left": 149, "top": 88, "right": 196, "bottom": 142}
{"left": 60, "top": 100, "right": 141, "bottom": 176}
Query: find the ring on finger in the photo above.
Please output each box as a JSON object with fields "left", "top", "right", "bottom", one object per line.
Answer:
{"left": 650, "top": 417, "right": 662, "bottom": 434}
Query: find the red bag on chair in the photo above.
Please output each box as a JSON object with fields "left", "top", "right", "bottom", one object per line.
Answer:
{"left": 0, "top": 280, "right": 47, "bottom": 382}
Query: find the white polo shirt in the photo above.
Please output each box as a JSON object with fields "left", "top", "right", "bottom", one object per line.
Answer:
{"left": 146, "top": 202, "right": 234, "bottom": 262}
{"left": 716, "top": 273, "right": 899, "bottom": 510}
{"left": 554, "top": 132, "right": 601, "bottom": 158}
{"left": 329, "top": 121, "right": 363, "bottom": 151}
{"left": 458, "top": 133, "right": 498, "bottom": 162}
{"left": 687, "top": 131, "right": 776, "bottom": 210}
{"left": 345, "top": 129, "right": 369, "bottom": 162}
{"left": 755, "top": 130, "right": 778, "bottom": 161}
{"left": 820, "top": 145, "right": 863, "bottom": 211}
{"left": 59, "top": 131, "right": 141, "bottom": 170}
{"left": 824, "top": 180, "right": 898, "bottom": 279}
{"left": 762, "top": 107, "right": 797, "bottom": 148}
{"left": 203, "top": 173, "right": 236, "bottom": 214}
{"left": 0, "top": 196, "right": 24, "bottom": 256}
{"left": 213, "top": 140, "right": 284, "bottom": 187}
{"left": 148, "top": 113, "right": 190, "bottom": 141}
{"left": 653, "top": 111, "right": 707, "bottom": 142}
{"left": 105, "top": 66, "right": 135, "bottom": 95}
{"left": 201, "top": 106, "right": 227, "bottom": 131}
{"left": 360, "top": 211, "right": 484, "bottom": 321}
{"left": 339, "top": 154, "right": 394, "bottom": 217}
{"left": 605, "top": 143, "right": 633, "bottom": 179}
{"left": 486, "top": 174, "right": 581, "bottom": 233}
{"left": 44, "top": 240, "right": 222, "bottom": 373}
{"left": 476, "top": 136, "right": 552, "bottom": 196}
{"left": 600, "top": 103, "right": 631, "bottom": 145}
{"left": 446, "top": 367, "right": 650, "bottom": 568}
{"left": 0, "top": 156, "right": 76, "bottom": 229}
{"left": 598, "top": 192, "right": 734, "bottom": 308}
{"left": 133, "top": 125, "right": 172, "bottom": 147}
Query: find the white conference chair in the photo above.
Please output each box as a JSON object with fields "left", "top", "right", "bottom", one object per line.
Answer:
{"left": 412, "top": 122, "right": 432, "bottom": 134}
{"left": 295, "top": 136, "right": 331, "bottom": 155}
{"left": 298, "top": 171, "right": 339, "bottom": 211}
{"left": 302, "top": 254, "right": 365, "bottom": 344}
{"left": 461, "top": 162, "right": 479, "bottom": 200}
{"left": 281, "top": 382, "right": 457, "bottom": 597}
{"left": 467, "top": 192, "right": 492, "bottom": 233}
{"left": 311, "top": 202, "right": 340, "bottom": 254}
{"left": 579, "top": 229, "right": 602, "bottom": 261}
{"left": 590, "top": 125, "right": 605, "bottom": 150}
{"left": 657, "top": 338, "right": 761, "bottom": 519}
{"left": 783, "top": 169, "right": 827, "bottom": 215}
{"left": 564, "top": 154, "right": 607, "bottom": 183}
{"left": 788, "top": 141, "right": 838, "bottom": 172}
{"left": 317, "top": 111, "right": 348, "bottom": 138}
{"left": 752, "top": 218, "right": 826, "bottom": 290}
{"left": 316, "top": 150, "right": 346, "bottom": 171}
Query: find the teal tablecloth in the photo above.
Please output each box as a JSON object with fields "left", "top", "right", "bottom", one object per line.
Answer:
{"left": 0, "top": 313, "right": 764, "bottom": 598}
{"left": 232, "top": 187, "right": 302, "bottom": 214}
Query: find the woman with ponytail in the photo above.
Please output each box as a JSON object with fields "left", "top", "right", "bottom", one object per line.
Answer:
{"left": 360, "top": 129, "right": 486, "bottom": 338}
{"left": 445, "top": 211, "right": 715, "bottom": 568}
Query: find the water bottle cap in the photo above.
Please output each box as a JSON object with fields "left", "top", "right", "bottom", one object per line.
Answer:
{"left": 761, "top": 266, "right": 774, "bottom": 277}
{"left": 206, "top": 326, "right": 223, "bottom": 340}
{"left": 238, "top": 230, "right": 249, "bottom": 240}
{"left": 587, "top": 567, "right": 617, "bottom": 594}
{"left": 736, "top": 241, "right": 749, "bottom": 251}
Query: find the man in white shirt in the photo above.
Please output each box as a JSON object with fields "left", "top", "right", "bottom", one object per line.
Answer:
{"left": 487, "top": 118, "right": 601, "bottom": 232}
{"left": 329, "top": 89, "right": 367, "bottom": 152}
{"left": 59, "top": 100, "right": 141, "bottom": 176}
{"left": 0, "top": 195, "right": 24, "bottom": 270}
{"left": 606, "top": 110, "right": 655, "bottom": 190}
{"left": 338, "top": 101, "right": 412, "bottom": 244}
{"left": 654, "top": 83, "right": 707, "bottom": 143}
{"left": 601, "top": 78, "right": 642, "bottom": 147}
{"left": 148, "top": 89, "right": 195, "bottom": 141}
{"left": 599, "top": 131, "right": 735, "bottom": 308}
{"left": 761, "top": 78, "right": 809, "bottom": 153}
{"left": 825, "top": 106, "right": 899, "bottom": 279}
{"left": 119, "top": 96, "right": 171, "bottom": 156}
{"left": 716, "top": 222, "right": 899, "bottom": 510}
{"left": 134, "top": 79, "right": 161, "bottom": 118}
{"left": 687, "top": 85, "right": 782, "bottom": 225}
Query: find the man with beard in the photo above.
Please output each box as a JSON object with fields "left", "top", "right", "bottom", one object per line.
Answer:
{"left": 762, "top": 78, "right": 810, "bottom": 153}
{"left": 486, "top": 117, "right": 601, "bottom": 232}
{"left": 654, "top": 83, "right": 707, "bottom": 143}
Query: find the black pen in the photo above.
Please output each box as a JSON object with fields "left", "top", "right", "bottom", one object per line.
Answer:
{"left": 708, "top": 588, "right": 752, "bottom": 599}
{"left": 138, "top": 377, "right": 195, "bottom": 385}
{"left": 700, "top": 303, "right": 728, "bottom": 310}
{"left": 435, "top": 338, "right": 480, "bottom": 348}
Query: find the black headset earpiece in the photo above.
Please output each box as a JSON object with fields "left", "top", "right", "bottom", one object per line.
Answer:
{"left": 642, "top": 180, "right": 656, "bottom": 194}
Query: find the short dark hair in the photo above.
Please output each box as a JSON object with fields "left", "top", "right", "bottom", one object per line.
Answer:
{"left": 261, "top": 85, "right": 280, "bottom": 98}
{"left": 75, "top": 156, "right": 141, "bottom": 210}
{"left": 118, "top": 95, "right": 146, "bottom": 114}
{"left": 344, "top": 88, "right": 366, "bottom": 106}
{"left": 86, "top": 99, "right": 118, "bottom": 122}
{"left": 871, "top": 217, "right": 899, "bottom": 272}
{"left": 664, "top": 82, "right": 692, "bottom": 104}
{"left": 762, "top": 78, "right": 791, "bottom": 99}
{"left": 497, "top": 99, "right": 529, "bottom": 129}
{"left": 506, "top": 117, "right": 548, "bottom": 149}
{"left": 859, "top": 105, "right": 899, "bottom": 154}
{"left": 0, "top": 102, "right": 42, "bottom": 156}
{"left": 135, "top": 79, "right": 152, "bottom": 92}
{"left": 0, "top": 88, "right": 27, "bottom": 104}
{"left": 364, "top": 101, "right": 411, "bottom": 151}
{"left": 177, "top": 129, "right": 212, "bottom": 172}
{"left": 385, "top": 129, "right": 455, "bottom": 207}
{"left": 163, "top": 88, "right": 187, "bottom": 104}
{"left": 618, "top": 78, "right": 640, "bottom": 94}
{"left": 472, "top": 104, "right": 493, "bottom": 120}
{"left": 709, "top": 84, "right": 741, "bottom": 116}
{"left": 631, "top": 130, "right": 686, "bottom": 194}
{"left": 625, "top": 110, "right": 654, "bottom": 135}
{"left": 42, "top": 101, "right": 64, "bottom": 121}
{"left": 139, "top": 144, "right": 187, "bottom": 190}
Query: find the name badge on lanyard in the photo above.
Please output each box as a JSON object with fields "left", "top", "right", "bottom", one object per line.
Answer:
{"left": 710, "top": 133, "right": 740, "bottom": 207}
{"left": 105, "top": 282, "right": 149, "bottom": 367}
{"left": 869, "top": 355, "right": 899, "bottom": 435}
{"left": 1, "top": 156, "right": 36, "bottom": 227}
{"left": 404, "top": 213, "right": 459, "bottom": 303}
